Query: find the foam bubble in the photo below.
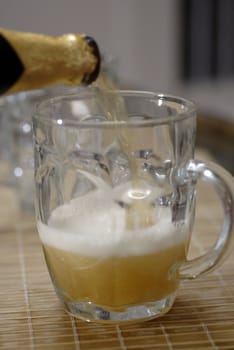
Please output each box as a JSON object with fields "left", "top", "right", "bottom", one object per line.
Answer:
{"left": 38, "top": 186, "right": 186, "bottom": 257}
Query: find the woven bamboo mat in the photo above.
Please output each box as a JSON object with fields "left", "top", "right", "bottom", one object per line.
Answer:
{"left": 0, "top": 162, "right": 234, "bottom": 349}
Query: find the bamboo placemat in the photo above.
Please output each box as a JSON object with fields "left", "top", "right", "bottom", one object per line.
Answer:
{"left": 0, "top": 161, "right": 234, "bottom": 349}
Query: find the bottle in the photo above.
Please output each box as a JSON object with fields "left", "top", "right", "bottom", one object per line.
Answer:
{"left": 0, "top": 28, "right": 101, "bottom": 95}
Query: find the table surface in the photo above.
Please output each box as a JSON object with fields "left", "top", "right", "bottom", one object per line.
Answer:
{"left": 0, "top": 151, "right": 234, "bottom": 350}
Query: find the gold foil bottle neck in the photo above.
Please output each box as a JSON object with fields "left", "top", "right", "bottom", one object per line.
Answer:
{"left": 0, "top": 28, "right": 100, "bottom": 95}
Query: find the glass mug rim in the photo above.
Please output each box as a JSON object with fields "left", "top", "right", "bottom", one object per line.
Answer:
{"left": 33, "top": 88, "right": 196, "bottom": 128}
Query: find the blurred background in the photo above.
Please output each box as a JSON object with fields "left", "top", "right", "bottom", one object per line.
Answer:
{"left": 0, "top": 0, "right": 233, "bottom": 206}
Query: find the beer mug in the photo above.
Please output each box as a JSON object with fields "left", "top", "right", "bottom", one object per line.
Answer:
{"left": 33, "top": 89, "right": 234, "bottom": 323}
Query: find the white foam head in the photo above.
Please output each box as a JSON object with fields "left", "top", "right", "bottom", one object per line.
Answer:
{"left": 38, "top": 183, "right": 187, "bottom": 257}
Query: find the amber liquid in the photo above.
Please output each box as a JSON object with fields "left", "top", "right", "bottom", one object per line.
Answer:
{"left": 43, "top": 243, "right": 185, "bottom": 310}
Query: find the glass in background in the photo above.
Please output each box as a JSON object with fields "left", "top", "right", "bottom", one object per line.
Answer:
{"left": 0, "top": 86, "right": 80, "bottom": 213}
{"left": 0, "top": 97, "right": 19, "bottom": 228}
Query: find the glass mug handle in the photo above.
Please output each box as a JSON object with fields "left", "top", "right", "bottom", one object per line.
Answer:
{"left": 180, "top": 160, "right": 234, "bottom": 279}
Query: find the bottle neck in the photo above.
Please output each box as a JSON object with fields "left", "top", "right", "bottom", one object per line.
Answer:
{"left": 0, "top": 28, "right": 100, "bottom": 95}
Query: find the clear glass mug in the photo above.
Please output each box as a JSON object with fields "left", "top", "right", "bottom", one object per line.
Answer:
{"left": 33, "top": 89, "right": 234, "bottom": 323}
